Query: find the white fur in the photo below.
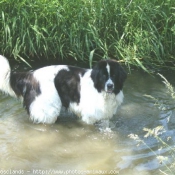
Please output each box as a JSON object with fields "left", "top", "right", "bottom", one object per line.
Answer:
{"left": 29, "top": 65, "right": 69, "bottom": 124}
{"left": 0, "top": 55, "right": 16, "bottom": 97}
{"left": 105, "top": 63, "right": 114, "bottom": 91}
{"left": 106, "top": 63, "right": 110, "bottom": 75}
{"left": 69, "top": 70, "right": 124, "bottom": 124}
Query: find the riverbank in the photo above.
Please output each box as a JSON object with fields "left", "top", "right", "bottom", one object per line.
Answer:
{"left": 0, "top": 0, "right": 175, "bottom": 70}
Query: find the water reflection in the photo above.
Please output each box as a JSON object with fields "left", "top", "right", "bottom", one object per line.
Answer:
{"left": 0, "top": 69, "right": 175, "bottom": 175}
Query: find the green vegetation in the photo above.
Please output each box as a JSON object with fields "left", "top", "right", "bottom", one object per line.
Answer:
{"left": 0, "top": 0, "right": 175, "bottom": 69}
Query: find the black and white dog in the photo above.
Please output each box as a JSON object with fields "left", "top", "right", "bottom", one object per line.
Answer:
{"left": 0, "top": 55, "right": 127, "bottom": 124}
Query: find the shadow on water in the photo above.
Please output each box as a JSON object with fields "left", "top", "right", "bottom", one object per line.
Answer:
{"left": 0, "top": 63, "right": 175, "bottom": 175}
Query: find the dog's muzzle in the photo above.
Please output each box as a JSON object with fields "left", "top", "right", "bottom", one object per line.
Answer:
{"left": 107, "top": 83, "right": 114, "bottom": 93}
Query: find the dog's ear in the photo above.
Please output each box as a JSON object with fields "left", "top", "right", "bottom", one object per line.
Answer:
{"left": 118, "top": 64, "right": 127, "bottom": 90}
{"left": 90, "top": 61, "right": 106, "bottom": 93}
{"left": 91, "top": 68, "right": 99, "bottom": 89}
{"left": 120, "top": 65, "right": 127, "bottom": 81}
{"left": 106, "top": 60, "right": 127, "bottom": 92}
{"left": 90, "top": 60, "right": 102, "bottom": 83}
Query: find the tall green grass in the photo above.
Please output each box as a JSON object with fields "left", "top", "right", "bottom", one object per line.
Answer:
{"left": 0, "top": 0, "right": 175, "bottom": 68}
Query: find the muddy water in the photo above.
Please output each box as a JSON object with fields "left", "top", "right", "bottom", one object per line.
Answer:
{"left": 0, "top": 68, "right": 175, "bottom": 175}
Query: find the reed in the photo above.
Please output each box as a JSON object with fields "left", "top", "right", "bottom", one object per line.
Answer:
{"left": 0, "top": 0, "right": 175, "bottom": 69}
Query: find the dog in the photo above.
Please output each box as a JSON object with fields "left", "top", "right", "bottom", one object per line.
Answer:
{"left": 0, "top": 55, "right": 127, "bottom": 124}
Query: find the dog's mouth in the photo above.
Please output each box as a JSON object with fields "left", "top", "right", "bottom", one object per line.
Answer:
{"left": 106, "top": 88, "right": 114, "bottom": 93}
{"left": 105, "top": 82, "right": 114, "bottom": 93}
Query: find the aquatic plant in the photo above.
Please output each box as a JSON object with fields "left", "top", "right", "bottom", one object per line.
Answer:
{"left": 0, "top": 0, "right": 175, "bottom": 69}
{"left": 129, "top": 74, "right": 175, "bottom": 174}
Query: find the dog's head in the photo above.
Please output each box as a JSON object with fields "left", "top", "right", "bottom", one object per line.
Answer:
{"left": 91, "top": 59, "right": 127, "bottom": 94}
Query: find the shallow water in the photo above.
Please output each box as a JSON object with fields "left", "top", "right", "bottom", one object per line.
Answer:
{"left": 0, "top": 68, "right": 175, "bottom": 175}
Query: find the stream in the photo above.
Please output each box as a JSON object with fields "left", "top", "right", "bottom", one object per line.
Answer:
{"left": 0, "top": 63, "right": 175, "bottom": 175}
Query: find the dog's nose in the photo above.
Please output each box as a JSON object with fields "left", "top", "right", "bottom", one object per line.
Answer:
{"left": 107, "top": 83, "right": 114, "bottom": 89}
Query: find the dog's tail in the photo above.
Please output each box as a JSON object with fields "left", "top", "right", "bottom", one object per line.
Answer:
{"left": 0, "top": 55, "right": 16, "bottom": 97}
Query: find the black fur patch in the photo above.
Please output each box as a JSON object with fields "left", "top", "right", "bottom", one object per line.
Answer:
{"left": 107, "top": 60, "right": 127, "bottom": 94}
{"left": 10, "top": 72, "right": 41, "bottom": 113}
{"left": 91, "top": 59, "right": 127, "bottom": 94}
{"left": 54, "top": 66, "right": 87, "bottom": 108}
